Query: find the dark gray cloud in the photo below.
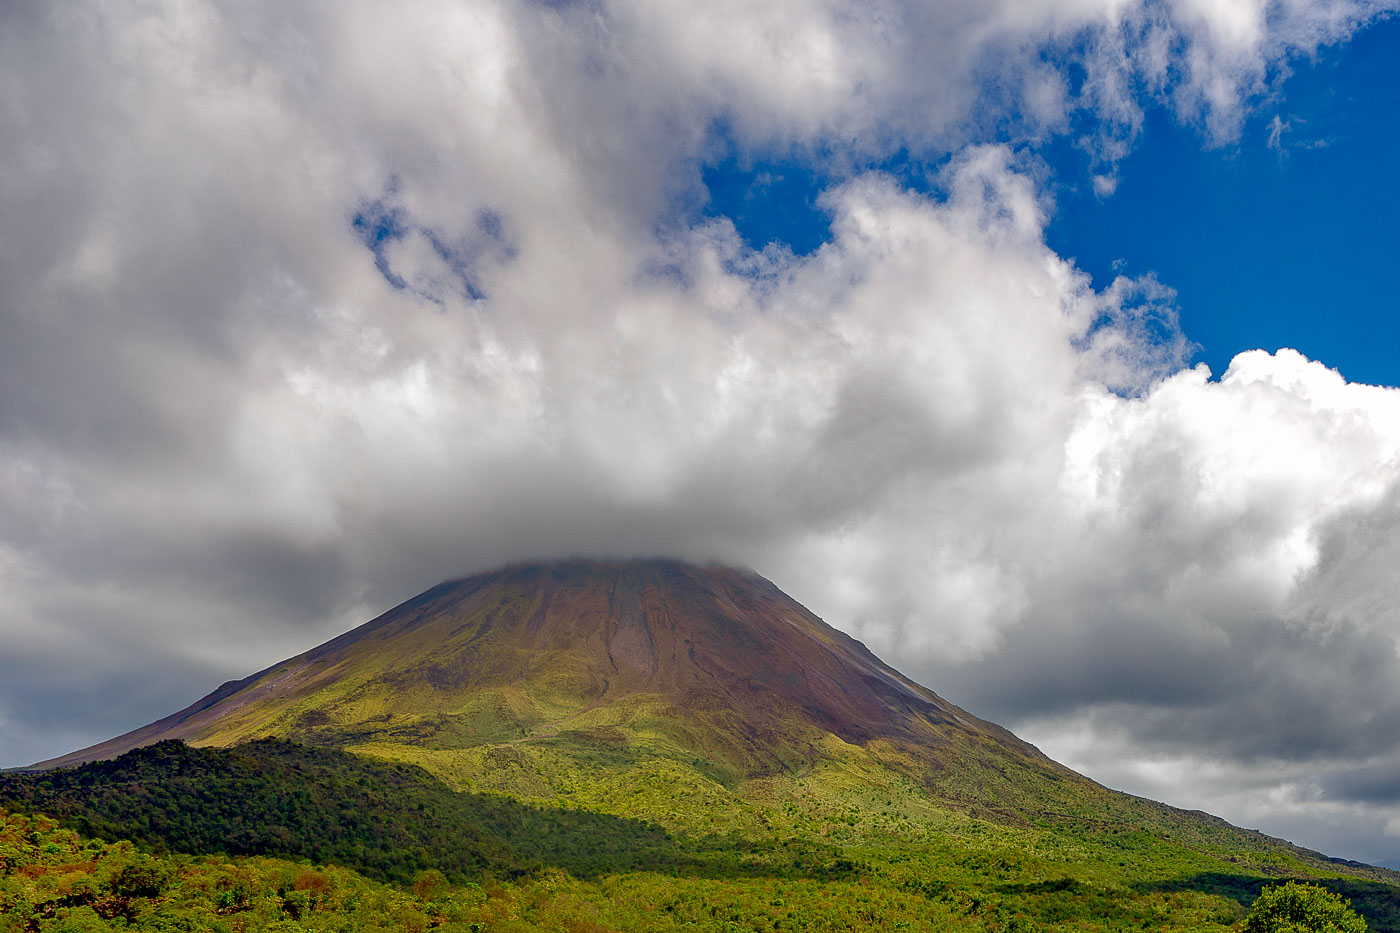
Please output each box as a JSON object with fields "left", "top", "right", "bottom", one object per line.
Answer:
{"left": 4, "top": 0, "right": 1400, "bottom": 866}
{"left": 924, "top": 613, "right": 1400, "bottom": 763}
{"left": 1318, "top": 755, "right": 1400, "bottom": 806}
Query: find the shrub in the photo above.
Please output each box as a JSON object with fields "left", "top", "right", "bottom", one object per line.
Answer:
{"left": 1241, "top": 881, "right": 1368, "bottom": 933}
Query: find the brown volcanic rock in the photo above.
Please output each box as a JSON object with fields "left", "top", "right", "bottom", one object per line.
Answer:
{"left": 33, "top": 559, "right": 1053, "bottom": 781}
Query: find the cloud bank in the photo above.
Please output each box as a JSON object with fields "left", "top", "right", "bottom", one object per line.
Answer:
{"left": 3, "top": 0, "right": 1399, "bottom": 863}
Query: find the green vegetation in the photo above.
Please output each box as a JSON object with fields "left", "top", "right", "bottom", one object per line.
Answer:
{"left": 1243, "top": 881, "right": 1370, "bottom": 933}
{"left": 4, "top": 740, "right": 1400, "bottom": 932}
{"left": 1, "top": 806, "right": 494, "bottom": 932}
{"left": 15, "top": 565, "right": 1400, "bottom": 930}
{"left": 0, "top": 740, "right": 704, "bottom": 884}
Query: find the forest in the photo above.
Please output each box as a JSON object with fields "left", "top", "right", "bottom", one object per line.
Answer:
{"left": 2, "top": 740, "right": 1396, "bottom": 932}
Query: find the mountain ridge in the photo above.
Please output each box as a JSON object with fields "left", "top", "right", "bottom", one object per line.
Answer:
{"left": 32, "top": 558, "right": 1058, "bottom": 783}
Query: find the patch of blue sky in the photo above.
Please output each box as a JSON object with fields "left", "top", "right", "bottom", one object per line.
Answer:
{"left": 699, "top": 17, "right": 1399, "bottom": 387}
{"left": 351, "top": 196, "right": 411, "bottom": 291}
{"left": 701, "top": 151, "right": 832, "bottom": 257}
{"left": 700, "top": 122, "right": 949, "bottom": 259}
{"left": 352, "top": 195, "right": 510, "bottom": 304}
{"left": 1047, "top": 16, "right": 1400, "bottom": 388}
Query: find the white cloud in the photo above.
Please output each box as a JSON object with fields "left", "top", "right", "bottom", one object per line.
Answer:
{"left": 3, "top": 0, "right": 1400, "bottom": 865}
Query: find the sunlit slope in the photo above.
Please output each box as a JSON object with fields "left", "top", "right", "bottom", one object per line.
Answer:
{"left": 11, "top": 741, "right": 1400, "bottom": 931}
{"left": 21, "top": 554, "right": 1400, "bottom": 924}
{"left": 36, "top": 560, "right": 1064, "bottom": 787}
{"left": 33, "top": 558, "right": 1398, "bottom": 897}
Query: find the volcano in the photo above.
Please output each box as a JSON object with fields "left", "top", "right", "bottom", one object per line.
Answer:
{"left": 22, "top": 558, "right": 1400, "bottom": 931}
{"left": 36, "top": 559, "right": 1065, "bottom": 792}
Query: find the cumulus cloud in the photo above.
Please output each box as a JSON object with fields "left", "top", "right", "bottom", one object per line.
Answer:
{"left": 3, "top": 0, "right": 1400, "bottom": 864}
{"left": 888, "top": 351, "right": 1400, "bottom": 863}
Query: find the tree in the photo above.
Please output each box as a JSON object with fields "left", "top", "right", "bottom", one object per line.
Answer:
{"left": 1242, "top": 881, "right": 1368, "bottom": 933}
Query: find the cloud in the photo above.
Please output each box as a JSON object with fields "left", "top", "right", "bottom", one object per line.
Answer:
{"left": 876, "top": 349, "right": 1400, "bottom": 863}
{"left": 3, "top": 0, "right": 1400, "bottom": 865}
{"left": 1318, "top": 752, "right": 1400, "bottom": 806}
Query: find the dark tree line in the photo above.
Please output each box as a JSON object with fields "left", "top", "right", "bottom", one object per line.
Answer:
{"left": 0, "top": 739, "right": 715, "bottom": 884}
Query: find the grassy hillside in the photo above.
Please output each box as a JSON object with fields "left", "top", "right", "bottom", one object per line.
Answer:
{"left": 18, "top": 562, "right": 1399, "bottom": 929}
{"left": 4, "top": 740, "right": 1399, "bottom": 932}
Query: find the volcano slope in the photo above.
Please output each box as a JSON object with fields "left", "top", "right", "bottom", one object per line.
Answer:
{"left": 34, "top": 560, "right": 1080, "bottom": 807}
{"left": 17, "top": 559, "right": 1400, "bottom": 931}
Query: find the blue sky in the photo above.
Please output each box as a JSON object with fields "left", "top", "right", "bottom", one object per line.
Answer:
{"left": 706, "top": 14, "right": 1400, "bottom": 389}
{"left": 1048, "top": 16, "right": 1400, "bottom": 388}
